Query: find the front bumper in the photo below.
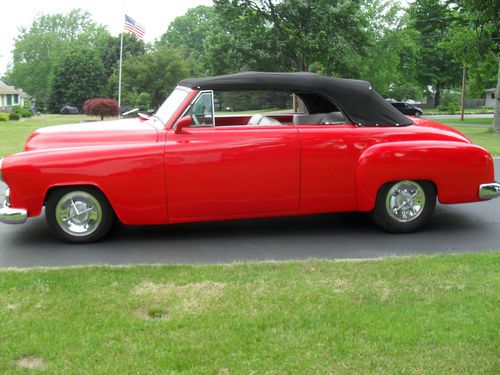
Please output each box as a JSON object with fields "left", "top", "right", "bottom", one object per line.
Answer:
{"left": 479, "top": 182, "right": 500, "bottom": 200}
{"left": 0, "top": 188, "right": 28, "bottom": 224}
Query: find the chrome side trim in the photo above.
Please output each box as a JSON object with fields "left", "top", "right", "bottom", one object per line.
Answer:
{"left": 479, "top": 182, "right": 500, "bottom": 200}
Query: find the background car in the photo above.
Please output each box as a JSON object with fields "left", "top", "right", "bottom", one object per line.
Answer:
{"left": 60, "top": 106, "right": 79, "bottom": 115}
{"left": 387, "top": 100, "right": 423, "bottom": 117}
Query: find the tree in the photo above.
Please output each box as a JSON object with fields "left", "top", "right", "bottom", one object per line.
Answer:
{"left": 97, "top": 34, "right": 145, "bottom": 83}
{"left": 209, "top": 0, "right": 371, "bottom": 76}
{"left": 407, "top": 0, "right": 462, "bottom": 106}
{"left": 441, "top": 0, "right": 499, "bottom": 131}
{"left": 158, "top": 6, "right": 214, "bottom": 60}
{"left": 135, "top": 93, "right": 151, "bottom": 111}
{"left": 111, "top": 47, "right": 190, "bottom": 109}
{"left": 83, "top": 98, "right": 119, "bottom": 120}
{"left": 47, "top": 47, "right": 106, "bottom": 112}
{"left": 5, "top": 9, "right": 108, "bottom": 110}
{"left": 360, "top": 0, "right": 422, "bottom": 96}
{"left": 495, "top": 55, "right": 500, "bottom": 134}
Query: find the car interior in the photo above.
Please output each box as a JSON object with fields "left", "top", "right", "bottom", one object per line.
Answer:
{"left": 185, "top": 90, "right": 351, "bottom": 128}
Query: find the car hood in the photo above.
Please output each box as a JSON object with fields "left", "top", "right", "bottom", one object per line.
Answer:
{"left": 24, "top": 118, "right": 159, "bottom": 152}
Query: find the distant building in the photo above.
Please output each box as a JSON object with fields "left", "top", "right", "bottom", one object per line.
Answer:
{"left": 0, "top": 80, "right": 27, "bottom": 112}
{"left": 484, "top": 88, "right": 496, "bottom": 108}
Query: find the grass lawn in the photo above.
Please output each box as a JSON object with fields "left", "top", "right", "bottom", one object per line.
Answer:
{"left": 0, "top": 115, "right": 98, "bottom": 157}
{"left": 423, "top": 108, "right": 494, "bottom": 115}
{"left": 445, "top": 125, "right": 500, "bottom": 156}
{"left": 0, "top": 253, "right": 498, "bottom": 373}
{"left": 437, "top": 117, "right": 494, "bottom": 126}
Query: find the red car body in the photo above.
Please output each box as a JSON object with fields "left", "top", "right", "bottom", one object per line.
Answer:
{"left": 0, "top": 72, "right": 498, "bottom": 242}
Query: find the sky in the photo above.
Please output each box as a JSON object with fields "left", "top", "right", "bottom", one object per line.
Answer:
{"left": 0, "top": 0, "right": 213, "bottom": 76}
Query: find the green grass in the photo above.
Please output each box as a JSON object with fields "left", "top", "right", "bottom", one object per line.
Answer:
{"left": 424, "top": 108, "right": 494, "bottom": 115}
{"left": 438, "top": 117, "right": 494, "bottom": 126}
{"left": 445, "top": 125, "right": 500, "bottom": 156}
{"left": 0, "top": 253, "right": 499, "bottom": 374}
{"left": 0, "top": 115, "right": 98, "bottom": 157}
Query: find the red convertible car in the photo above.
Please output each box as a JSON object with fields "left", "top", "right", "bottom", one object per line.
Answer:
{"left": 0, "top": 72, "right": 499, "bottom": 243}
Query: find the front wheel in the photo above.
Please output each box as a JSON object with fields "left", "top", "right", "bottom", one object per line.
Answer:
{"left": 372, "top": 180, "right": 436, "bottom": 233}
{"left": 45, "top": 187, "right": 114, "bottom": 243}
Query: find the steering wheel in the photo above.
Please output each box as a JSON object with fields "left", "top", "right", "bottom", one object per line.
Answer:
{"left": 191, "top": 114, "right": 201, "bottom": 126}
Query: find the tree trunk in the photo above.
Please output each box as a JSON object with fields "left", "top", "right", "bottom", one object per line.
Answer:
{"left": 494, "top": 56, "right": 500, "bottom": 134}
{"left": 434, "top": 87, "right": 441, "bottom": 108}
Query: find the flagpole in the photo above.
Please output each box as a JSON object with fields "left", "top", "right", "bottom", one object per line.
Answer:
{"left": 118, "top": 26, "right": 124, "bottom": 117}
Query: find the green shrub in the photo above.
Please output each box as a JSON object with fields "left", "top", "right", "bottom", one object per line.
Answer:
{"left": 20, "top": 108, "right": 32, "bottom": 118}
{"left": 11, "top": 106, "right": 32, "bottom": 117}
{"left": 0, "top": 113, "right": 9, "bottom": 121}
{"left": 9, "top": 112, "right": 20, "bottom": 121}
{"left": 437, "top": 103, "right": 460, "bottom": 114}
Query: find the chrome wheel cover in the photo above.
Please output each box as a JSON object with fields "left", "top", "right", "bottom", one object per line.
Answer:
{"left": 55, "top": 191, "right": 102, "bottom": 237}
{"left": 385, "top": 181, "right": 426, "bottom": 223}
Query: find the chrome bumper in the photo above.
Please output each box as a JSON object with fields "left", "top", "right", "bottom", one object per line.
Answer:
{"left": 0, "top": 188, "right": 27, "bottom": 224}
{"left": 479, "top": 182, "right": 500, "bottom": 200}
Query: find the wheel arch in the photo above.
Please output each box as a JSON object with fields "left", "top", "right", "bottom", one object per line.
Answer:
{"left": 43, "top": 183, "right": 119, "bottom": 221}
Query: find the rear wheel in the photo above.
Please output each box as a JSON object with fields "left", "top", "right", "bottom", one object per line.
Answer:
{"left": 414, "top": 111, "right": 421, "bottom": 117}
{"left": 45, "top": 187, "right": 114, "bottom": 243}
{"left": 372, "top": 180, "right": 436, "bottom": 233}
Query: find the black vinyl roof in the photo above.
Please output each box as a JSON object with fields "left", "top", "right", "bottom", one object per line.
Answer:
{"left": 178, "top": 72, "right": 412, "bottom": 127}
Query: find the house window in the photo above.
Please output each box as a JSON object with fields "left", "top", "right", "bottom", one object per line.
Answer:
{"left": 13, "top": 94, "right": 19, "bottom": 105}
{"left": 6, "top": 95, "right": 12, "bottom": 106}
{"left": 492, "top": 93, "right": 495, "bottom": 100}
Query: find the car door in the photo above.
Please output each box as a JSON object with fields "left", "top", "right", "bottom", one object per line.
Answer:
{"left": 164, "top": 92, "right": 300, "bottom": 221}
{"left": 294, "top": 119, "right": 361, "bottom": 214}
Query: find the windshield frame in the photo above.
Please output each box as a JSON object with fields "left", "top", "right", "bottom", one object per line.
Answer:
{"left": 153, "top": 86, "right": 192, "bottom": 127}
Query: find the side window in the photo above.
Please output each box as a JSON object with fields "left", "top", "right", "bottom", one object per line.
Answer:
{"left": 186, "top": 91, "right": 214, "bottom": 127}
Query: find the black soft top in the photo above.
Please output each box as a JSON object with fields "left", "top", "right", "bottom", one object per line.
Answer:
{"left": 179, "top": 72, "right": 412, "bottom": 127}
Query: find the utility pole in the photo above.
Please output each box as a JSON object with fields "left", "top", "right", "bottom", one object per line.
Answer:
{"left": 460, "top": 64, "right": 466, "bottom": 122}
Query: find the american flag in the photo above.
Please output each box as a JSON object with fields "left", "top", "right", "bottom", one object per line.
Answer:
{"left": 124, "top": 15, "right": 145, "bottom": 40}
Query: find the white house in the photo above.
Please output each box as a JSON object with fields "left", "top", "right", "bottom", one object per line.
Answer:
{"left": 484, "top": 88, "right": 496, "bottom": 108}
{"left": 0, "top": 80, "right": 26, "bottom": 112}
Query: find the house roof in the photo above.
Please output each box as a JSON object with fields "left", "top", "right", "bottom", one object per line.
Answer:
{"left": 484, "top": 88, "right": 496, "bottom": 93}
{"left": 0, "top": 80, "right": 25, "bottom": 95}
{"left": 179, "top": 71, "right": 413, "bottom": 126}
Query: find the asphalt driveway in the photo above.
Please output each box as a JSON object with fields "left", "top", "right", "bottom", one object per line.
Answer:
{"left": 0, "top": 159, "right": 499, "bottom": 268}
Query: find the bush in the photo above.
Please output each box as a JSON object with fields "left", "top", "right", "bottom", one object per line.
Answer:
{"left": 83, "top": 98, "right": 119, "bottom": 120}
{"left": 21, "top": 108, "right": 32, "bottom": 118}
{"left": 12, "top": 106, "right": 32, "bottom": 118}
{"left": 9, "top": 112, "right": 20, "bottom": 121}
{"left": 437, "top": 103, "right": 460, "bottom": 114}
{"left": 0, "top": 113, "right": 9, "bottom": 121}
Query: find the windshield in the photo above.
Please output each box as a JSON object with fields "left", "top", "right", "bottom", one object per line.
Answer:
{"left": 155, "top": 87, "right": 190, "bottom": 125}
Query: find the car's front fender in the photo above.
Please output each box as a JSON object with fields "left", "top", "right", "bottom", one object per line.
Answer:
{"left": 1, "top": 144, "right": 167, "bottom": 225}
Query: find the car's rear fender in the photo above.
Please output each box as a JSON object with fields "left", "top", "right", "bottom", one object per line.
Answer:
{"left": 356, "top": 140, "right": 495, "bottom": 211}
